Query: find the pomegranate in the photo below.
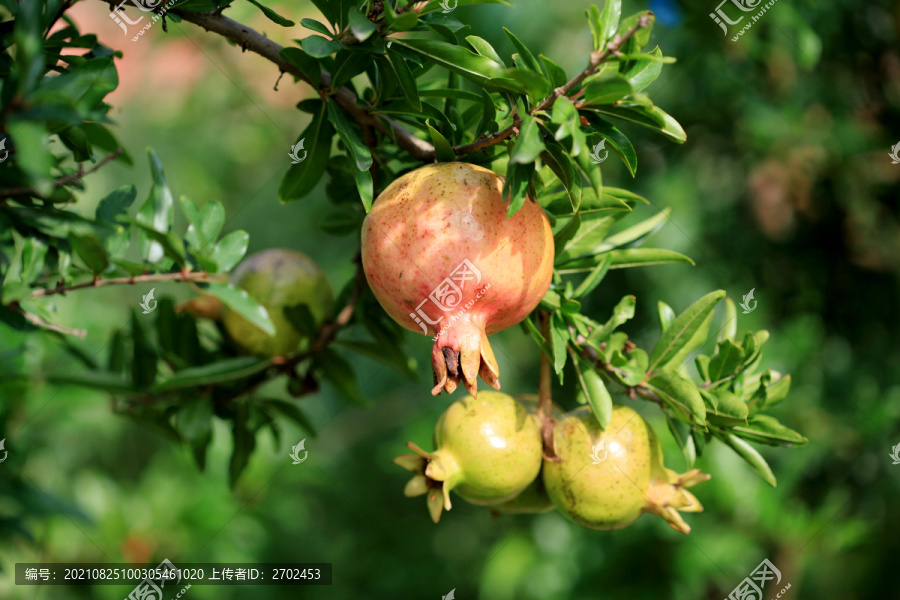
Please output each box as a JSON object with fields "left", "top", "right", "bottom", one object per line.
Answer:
{"left": 361, "top": 162, "right": 554, "bottom": 397}
{"left": 393, "top": 391, "right": 543, "bottom": 522}
{"left": 543, "top": 405, "right": 709, "bottom": 534}
{"left": 221, "top": 249, "right": 334, "bottom": 357}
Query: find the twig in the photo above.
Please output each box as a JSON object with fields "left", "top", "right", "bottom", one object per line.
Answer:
{"left": 538, "top": 311, "right": 559, "bottom": 461}
{"left": 138, "top": 5, "right": 436, "bottom": 161}
{"left": 14, "top": 304, "right": 87, "bottom": 338}
{"left": 31, "top": 270, "right": 224, "bottom": 298}
{"left": 0, "top": 148, "right": 124, "bottom": 197}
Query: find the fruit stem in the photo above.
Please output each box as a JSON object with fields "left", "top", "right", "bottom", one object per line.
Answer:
{"left": 538, "top": 311, "right": 559, "bottom": 461}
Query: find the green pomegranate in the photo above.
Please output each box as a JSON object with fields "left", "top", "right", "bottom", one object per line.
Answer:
{"left": 543, "top": 405, "right": 709, "bottom": 534}
{"left": 221, "top": 249, "right": 334, "bottom": 357}
{"left": 394, "top": 391, "right": 543, "bottom": 522}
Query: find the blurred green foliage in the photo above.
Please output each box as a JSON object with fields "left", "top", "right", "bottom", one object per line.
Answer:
{"left": 1, "top": 0, "right": 899, "bottom": 599}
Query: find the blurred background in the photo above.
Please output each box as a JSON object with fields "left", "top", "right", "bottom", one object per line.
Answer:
{"left": 2, "top": 0, "right": 899, "bottom": 598}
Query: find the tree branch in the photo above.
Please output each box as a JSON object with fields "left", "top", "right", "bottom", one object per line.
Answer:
{"left": 93, "top": 2, "right": 649, "bottom": 164}
{"left": 144, "top": 6, "right": 436, "bottom": 161}
{"left": 13, "top": 304, "right": 87, "bottom": 338}
{"left": 31, "top": 270, "right": 225, "bottom": 298}
{"left": 0, "top": 148, "right": 124, "bottom": 198}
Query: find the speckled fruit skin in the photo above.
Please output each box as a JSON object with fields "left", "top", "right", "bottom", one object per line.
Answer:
{"left": 395, "top": 391, "right": 544, "bottom": 522}
{"left": 360, "top": 162, "right": 554, "bottom": 397}
{"left": 222, "top": 249, "right": 334, "bottom": 357}
{"left": 543, "top": 405, "right": 652, "bottom": 530}
{"left": 433, "top": 391, "right": 543, "bottom": 506}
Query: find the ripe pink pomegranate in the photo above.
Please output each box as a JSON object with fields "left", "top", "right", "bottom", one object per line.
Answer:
{"left": 361, "top": 162, "right": 554, "bottom": 397}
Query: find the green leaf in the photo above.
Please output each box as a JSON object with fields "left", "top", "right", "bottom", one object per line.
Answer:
{"left": 558, "top": 247, "right": 693, "bottom": 272}
{"left": 246, "top": 0, "right": 295, "bottom": 25}
{"left": 590, "top": 103, "right": 686, "bottom": 143}
{"left": 577, "top": 366, "right": 613, "bottom": 429}
{"left": 202, "top": 282, "right": 276, "bottom": 336}
{"left": 720, "top": 297, "right": 738, "bottom": 342}
{"left": 136, "top": 150, "right": 175, "bottom": 264}
{"left": 549, "top": 312, "right": 569, "bottom": 378}
{"left": 706, "top": 389, "right": 748, "bottom": 426}
{"left": 585, "top": 295, "right": 635, "bottom": 346}
{"left": 280, "top": 101, "right": 335, "bottom": 202}
{"left": 154, "top": 357, "right": 272, "bottom": 391}
{"left": 265, "top": 399, "right": 318, "bottom": 437}
{"left": 210, "top": 230, "right": 250, "bottom": 273}
{"left": 595, "top": 208, "right": 671, "bottom": 253}
{"left": 510, "top": 115, "right": 545, "bottom": 164}
{"left": 229, "top": 404, "right": 256, "bottom": 487}
{"left": 648, "top": 290, "right": 725, "bottom": 375}
{"left": 733, "top": 415, "right": 808, "bottom": 447}
{"left": 521, "top": 315, "right": 553, "bottom": 359}
{"left": 598, "top": 0, "right": 622, "bottom": 44}
{"left": 582, "top": 113, "right": 637, "bottom": 177}
{"left": 760, "top": 374, "right": 791, "bottom": 411}
{"left": 280, "top": 47, "right": 322, "bottom": 88}
{"left": 645, "top": 371, "right": 707, "bottom": 427}
{"left": 717, "top": 430, "right": 777, "bottom": 487}
{"left": 542, "top": 144, "right": 581, "bottom": 211}
{"left": 351, "top": 163, "right": 374, "bottom": 212}
{"left": 708, "top": 339, "right": 745, "bottom": 383}
{"left": 540, "top": 55, "right": 568, "bottom": 88}
{"left": 573, "top": 254, "right": 612, "bottom": 299}
{"left": 502, "top": 161, "right": 534, "bottom": 218}
{"left": 301, "top": 17, "right": 333, "bottom": 36}
{"left": 300, "top": 35, "right": 344, "bottom": 58}
{"left": 392, "top": 38, "right": 505, "bottom": 86}
{"left": 503, "top": 27, "right": 542, "bottom": 74}
{"left": 96, "top": 185, "right": 137, "bottom": 256}
{"left": 315, "top": 348, "right": 367, "bottom": 405}
{"left": 20, "top": 237, "right": 48, "bottom": 284}
{"left": 657, "top": 301, "right": 675, "bottom": 332}
{"left": 326, "top": 100, "right": 373, "bottom": 171}
{"left": 386, "top": 52, "right": 421, "bottom": 112}
{"left": 551, "top": 97, "right": 586, "bottom": 156}
{"left": 70, "top": 232, "right": 109, "bottom": 274}
{"left": 182, "top": 198, "right": 225, "bottom": 252}
{"left": 582, "top": 73, "right": 633, "bottom": 105}
{"left": 465, "top": 35, "right": 506, "bottom": 66}
{"left": 427, "top": 122, "right": 456, "bottom": 162}
{"left": 622, "top": 46, "right": 664, "bottom": 92}
{"left": 131, "top": 311, "right": 157, "bottom": 389}
{"left": 124, "top": 219, "right": 186, "bottom": 266}
{"left": 665, "top": 413, "right": 696, "bottom": 468}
